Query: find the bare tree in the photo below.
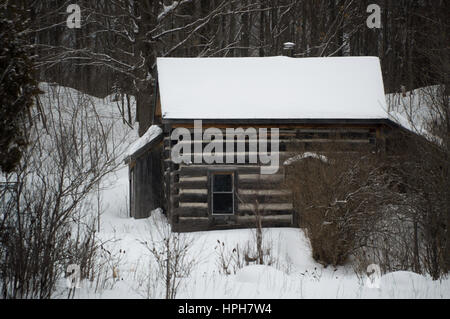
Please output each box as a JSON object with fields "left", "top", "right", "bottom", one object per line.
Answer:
{"left": 0, "top": 86, "right": 127, "bottom": 298}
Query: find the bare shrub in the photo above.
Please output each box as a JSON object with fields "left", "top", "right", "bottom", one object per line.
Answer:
{"left": 141, "top": 210, "right": 197, "bottom": 299}
{"left": 235, "top": 187, "right": 278, "bottom": 268}
{"left": 285, "top": 146, "right": 407, "bottom": 267}
{"left": 215, "top": 236, "right": 276, "bottom": 275}
{"left": 214, "top": 240, "right": 244, "bottom": 275}
{"left": 0, "top": 87, "right": 126, "bottom": 298}
{"left": 89, "top": 242, "right": 126, "bottom": 294}
{"left": 285, "top": 110, "right": 448, "bottom": 280}
{"left": 386, "top": 83, "right": 449, "bottom": 279}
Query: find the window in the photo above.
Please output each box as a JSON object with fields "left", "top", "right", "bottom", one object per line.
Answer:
{"left": 211, "top": 173, "right": 234, "bottom": 215}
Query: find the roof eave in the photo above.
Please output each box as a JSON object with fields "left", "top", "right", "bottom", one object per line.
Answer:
{"left": 123, "top": 133, "right": 164, "bottom": 164}
{"left": 162, "top": 118, "right": 395, "bottom": 126}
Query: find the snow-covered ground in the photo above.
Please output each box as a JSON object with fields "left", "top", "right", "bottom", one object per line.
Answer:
{"left": 50, "top": 163, "right": 449, "bottom": 299}
{"left": 47, "top": 84, "right": 449, "bottom": 299}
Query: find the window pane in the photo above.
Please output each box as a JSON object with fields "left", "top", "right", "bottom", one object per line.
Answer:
{"left": 213, "top": 174, "right": 233, "bottom": 192}
{"left": 213, "top": 193, "right": 233, "bottom": 214}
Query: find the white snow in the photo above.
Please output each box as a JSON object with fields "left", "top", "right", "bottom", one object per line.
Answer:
{"left": 386, "top": 85, "right": 446, "bottom": 142}
{"left": 157, "top": 56, "right": 389, "bottom": 120}
{"left": 58, "top": 185, "right": 450, "bottom": 299}
{"left": 284, "top": 152, "right": 329, "bottom": 165}
{"left": 44, "top": 83, "right": 449, "bottom": 299}
{"left": 235, "top": 265, "right": 287, "bottom": 284}
{"left": 125, "top": 125, "right": 162, "bottom": 158}
{"left": 158, "top": 1, "right": 179, "bottom": 21}
{"left": 51, "top": 161, "right": 449, "bottom": 299}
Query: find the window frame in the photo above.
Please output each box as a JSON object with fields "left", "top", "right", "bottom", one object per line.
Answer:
{"left": 209, "top": 170, "right": 237, "bottom": 216}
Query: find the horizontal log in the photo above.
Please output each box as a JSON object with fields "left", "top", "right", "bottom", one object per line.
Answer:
{"left": 239, "top": 174, "right": 285, "bottom": 182}
{"left": 237, "top": 194, "right": 292, "bottom": 204}
{"left": 236, "top": 210, "right": 294, "bottom": 217}
{"left": 238, "top": 180, "right": 285, "bottom": 189}
{"left": 179, "top": 176, "right": 207, "bottom": 182}
{"left": 172, "top": 137, "right": 373, "bottom": 146}
{"left": 174, "top": 165, "right": 286, "bottom": 177}
{"left": 172, "top": 215, "right": 294, "bottom": 232}
{"left": 289, "top": 139, "right": 371, "bottom": 144}
{"left": 175, "top": 175, "right": 287, "bottom": 189}
{"left": 168, "top": 128, "right": 296, "bottom": 136}
{"left": 238, "top": 189, "right": 292, "bottom": 196}
{"left": 172, "top": 218, "right": 210, "bottom": 233}
{"left": 168, "top": 128, "right": 373, "bottom": 137}
{"left": 174, "top": 206, "right": 294, "bottom": 218}
{"left": 175, "top": 180, "right": 208, "bottom": 189}
{"left": 176, "top": 169, "right": 207, "bottom": 177}
{"left": 286, "top": 143, "right": 374, "bottom": 152}
{"left": 178, "top": 165, "right": 264, "bottom": 174}
{"left": 173, "top": 207, "right": 208, "bottom": 218}
{"left": 168, "top": 147, "right": 375, "bottom": 170}
{"left": 172, "top": 152, "right": 294, "bottom": 158}
{"left": 179, "top": 189, "right": 208, "bottom": 194}
{"left": 179, "top": 202, "right": 208, "bottom": 208}
{"left": 236, "top": 215, "right": 293, "bottom": 224}
{"left": 178, "top": 217, "right": 210, "bottom": 221}
{"left": 176, "top": 192, "right": 208, "bottom": 203}
{"left": 238, "top": 203, "right": 293, "bottom": 211}
{"left": 180, "top": 164, "right": 261, "bottom": 174}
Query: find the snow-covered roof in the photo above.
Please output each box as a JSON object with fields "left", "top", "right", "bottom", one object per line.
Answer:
{"left": 125, "top": 125, "right": 162, "bottom": 159}
{"left": 157, "top": 56, "right": 388, "bottom": 120}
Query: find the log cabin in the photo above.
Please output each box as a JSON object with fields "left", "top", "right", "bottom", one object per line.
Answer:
{"left": 124, "top": 56, "right": 405, "bottom": 232}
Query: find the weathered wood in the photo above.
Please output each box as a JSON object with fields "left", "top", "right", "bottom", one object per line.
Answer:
{"left": 171, "top": 214, "right": 293, "bottom": 233}
{"left": 173, "top": 207, "right": 209, "bottom": 217}
{"left": 173, "top": 137, "right": 373, "bottom": 146}
{"left": 176, "top": 192, "right": 208, "bottom": 203}
{"left": 236, "top": 215, "right": 293, "bottom": 224}
{"left": 163, "top": 127, "right": 172, "bottom": 221}
{"left": 237, "top": 181, "right": 285, "bottom": 190}
{"left": 175, "top": 180, "right": 208, "bottom": 189}
{"left": 239, "top": 174, "right": 285, "bottom": 183}
{"left": 178, "top": 217, "right": 210, "bottom": 222}
{"left": 171, "top": 217, "right": 210, "bottom": 233}
{"left": 238, "top": 189, "right": 292, "bottom": 195}
{"left": 237, "top": 194, "right": 292, "bottom": 204}
{"left": 238, "top": 203, "right": 293, "bottom": 211}
{"left": 179, "top": 189, "right": 208, "bottom": 194}
{"left": 179, "top": 202, "right": 208, "bottom": 208}
{"left": 176, "top": 166, "right": 208, "bottom": 177}
{"left": 172, "top": 153, "right": 295, "bottom": 166}
{"left": 131, "top": 142, "right": 163, "bottom": 219}
{"left": 155, "top": 122, "right": 394, "bottom": 232}
{"left": 236, "top": 209, "right": 295, "bottom": 216}
{"left": 178, "top": 165, "right": 260, "bottom": 175}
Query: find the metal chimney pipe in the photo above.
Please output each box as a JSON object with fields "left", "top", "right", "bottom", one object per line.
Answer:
{"left": 283, "top": 42, "right": 295, "bottom": 57}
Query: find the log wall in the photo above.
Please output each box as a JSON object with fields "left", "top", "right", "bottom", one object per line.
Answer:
{"left": 163, "top": 125, "right": 380, "bottom": 232}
